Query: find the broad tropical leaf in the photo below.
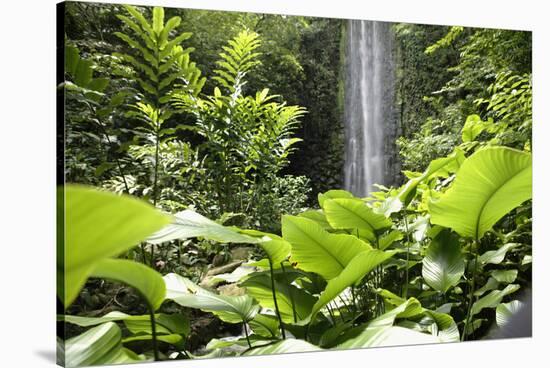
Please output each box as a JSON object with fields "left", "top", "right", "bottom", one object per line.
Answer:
{"left": 59, "top": 185, "right": 171, "bottom": 307}
{"left": 164, "top": 273, "right": 259, "bottom": 323}
{"left": 309, "top": 249, "right": 396, "bottom": 322}
{"left": 490, "top": 269, "right": 518, "bottom": 283}
{"left": 62, "top": 311, "right": 132, "bottom": 327}
{"left": 496, "top": 300, "right": 525, "bottom": 328}
{"left": 374, "top": 290, "right": 459, "bottom": 340}
{"left": 240, "top": 273, "right": 317, "bottom": 323}
{"left": 147, "top": 210, "right": 260, "bottom": 244}
{"left": 429, "top": 147, "right": 532, "bottom": 239}
{"left": 370, "top": 296, "right": 424, "bottom": 327}
{"left": 242, "top": 339, "right": 321, "bottom": 356}
{"left": 317, "top": 189, "right": 354, "bottom": 207}
{"left": 249, "top": 314, "right": 281, "bottom": 338}
{"left": 122, "top": 334, "right": 182, "bottom": 345}
{"left": 205, "top": 335, "right": 273, "bottom": 354}
{"left": 90, "top": 259, "right": 166, "bottom": 310}
{"left": 62, "top": 311, "right": 189, "bottom": 336}
{"left": 64, "top": 322, "right": 144, "bottom": 367}
{"left": 479, "top": 243, "right": 521, "bottom": 265}
{"left": 282, "top": 215, "right": 371, "bottom": 280}
{"left": 471, "top": 284, "right": 520, "bottom": 316}
{"left": 322, "top": 198, "right": 392, "bottom": 242}
{"left": 336, "top": 326, "right": 441, "bottom": 349}
{"left": 298, "top": 209, "right": 332, "bottom": 229}
{"left": 239, "top": 229, "right": 291, "bottom": 265}
{"left": 378, "top": 230, "right": 404, "bottom": 250}
{"left": 397, "top": 148, "right": 465, "bottom": 207}
{"left": 422, "top": 230, "right": 465, "bottom": 293}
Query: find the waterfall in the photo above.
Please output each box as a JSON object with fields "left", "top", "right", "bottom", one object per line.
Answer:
{"left": 344, "top": 20, "right": 398, "bottom": 197}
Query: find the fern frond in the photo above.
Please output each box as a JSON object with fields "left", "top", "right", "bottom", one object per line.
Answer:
{"left": 213, "top": 30, "right": 262, "bottom": 94}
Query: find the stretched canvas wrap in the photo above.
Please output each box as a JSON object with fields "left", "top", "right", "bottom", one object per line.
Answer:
{"left": 56, "top": 1, "right": 533, "bottom": 367}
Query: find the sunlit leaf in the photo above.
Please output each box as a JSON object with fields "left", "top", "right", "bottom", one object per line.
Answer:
{"left": 147, "top": 210, "right": 260, "bottom": 245}
{"left": 282, "top": 215, "right": 371, "bottom": 280}
{"left": 59, "top": 185, "right": 171, "bottom": 307}
{"left": 64, "top": 322, "right": 144, "bottom": 367}
{"left": 429, "top": 147, "right": 532, "bottom": 239}
{"left": 243, "top": 339, "right": 321, "bottom": 355}
{"left": 90, "top": 259, "right": 166, "bottom": 310}
{"left": 164, "top": 273, "right": 259, "bottom": 323}
{"left": 422, "top": 230, "right": 465, "bottom": 293}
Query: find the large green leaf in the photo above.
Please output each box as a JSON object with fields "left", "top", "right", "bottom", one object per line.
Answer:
{"left": 490, "top": 269, "right": 518, "bottom": 283}
{"left": 282, "top": 215, "right": 371, "bottom": 280}
{"left": 59, "top": 185, "right": 171, "bottom": 307}
{"left": 62, "top": 311, "right": 189, "bottom": 336}
{"left": 64, "top": 322, "right": 144, "bottom": 367}
{"left": 309, "top": 250, "right": 396, "bottom": 322}
{"left": 397, "top": 148, "right": 465, "bottom": 207}
{"left": 479, "top": 243, "right": 520, "bottom": 265}
{"left": 242, "top": 339, "right": 321, "bottom": 356}
{"left": 471, "top": 284, "right": 520, "bottom": 316}
{"left": 496, "top": 300, "right": 524, "bottom": 328}
{"left": 317, "top": 189, "right": 354, "bottom": 207}
{"left": 322, "top": 198, "right": 392, "bottom": 242}
{"left": 240, "top": 273, "right": 317, "bottom": 323}
{"left": 429, "top": 147, "right": 532, "bottom": 239}
{"left": 378, "top": 230, "right": 404, "bottom": 250}
{"left": 205, "top": 335, "right": 273, "bottom": 354}
{"left": 239, "top": 229, "right": 291, "bottom": 265}
{"left": 298, "top": 209, "right": 332, "bottom": 229}
{"left": 164, "top": 273, "right": 259, "bottom": 323}
{"left": 377, "top": 289, "right": 459, "bottom": 342}
{"left": 461, "top": 114, "right": 492, "bottom": 143}
{"left": 336, "top": 326, "right": 441, "bottom": 349}
{"left": 249, "top": 314, "right": 281, "bottom": 338}
{"left": 146, "top": 209, "right": 259, "bottom": 245}
{"left": 62, "top": 311, "right": 132, "bottom": 327}
{"left": 370, "top": 296, "right": 424, "bottom": 327}
{"left": 90, "top": 259, "right": 166, "bottom": 310}
{"left": 422, "top": 230, "right": 465, "bottom": 293}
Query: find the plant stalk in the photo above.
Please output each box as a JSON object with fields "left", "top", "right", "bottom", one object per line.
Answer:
{"left": 280, "top": 261, "right": 298, "bottom": 323}
{"left": 148, "top": 308, "right": 160, "bottom": 361}
{"left": 461, "top": 241, "right": 479, "bottom": 341}
{"left": 403, "top": 210, "right": 411, "bottom": 299}
{"left": 268, "top": 259, "right": 286, "bottom": 339}
{"left": 243, "top": 321, "right": 252, "bottom": 348}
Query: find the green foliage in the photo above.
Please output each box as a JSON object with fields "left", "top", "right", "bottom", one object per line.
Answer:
{"left": 310, "top": 249, "right": 396, "bottom": 322}
{"left": 322, "top": 198, "right": 392, "bottom": 242}
{"left": 64, "top": 322, "right": 144, "bottom": 367}
{"left": 212, "top": 30, "right": 261, "bottom": 93}
{"left": 59, "top": 185, "right": 170, "bottom": 307}
{"left": 60, "top": 4, "right": 531, "bottom": 363}
{"left": 164, "top": 273, "right": 260, "bottom": 323}
{"left": 146, "top": 209, "right": 260, "bottom": 245}
{"left": 114, "top": 5, "right": 204, "bottom": 103}
{"left": 428, "top": 147, "right": 532, "bottom": 239}
{"left": 422, "top": 229, "right": 464, "bottom": 293}
{"left": 90, "top": 259, "right": 166, "bottom": 311}
{"left": 282, "top": 215, "right": 371, "bottom": 280}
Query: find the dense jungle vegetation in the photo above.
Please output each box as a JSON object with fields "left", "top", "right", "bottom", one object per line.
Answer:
{"left": 58, "top": 2, "right": 532, "bottom": 366}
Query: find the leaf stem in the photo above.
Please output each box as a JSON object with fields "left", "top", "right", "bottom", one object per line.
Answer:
{"left": 461, "top": 241, "right": 479, "bottom": 341}
{"left": 403, "top": 210, "right": 411, "bottom": 299}
{"left": 148, "top": 308, "right": 160, "bottom": 361}
{"left": 280, "top": 261, "right": 298, "bottom": 323}
{"left": 268, "top": 258, "right": 286, "bottom": 339}
{"left": 243, "top": 321, "right": 252, "bottom": 349}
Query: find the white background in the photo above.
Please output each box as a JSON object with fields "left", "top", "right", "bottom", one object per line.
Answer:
{"left": 1, "top": 0, "right": 548, "bottom": 367}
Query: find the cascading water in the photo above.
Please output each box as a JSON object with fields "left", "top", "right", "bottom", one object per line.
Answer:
{"left": 344, "top": 20, "right": 398, "bottom": 197}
